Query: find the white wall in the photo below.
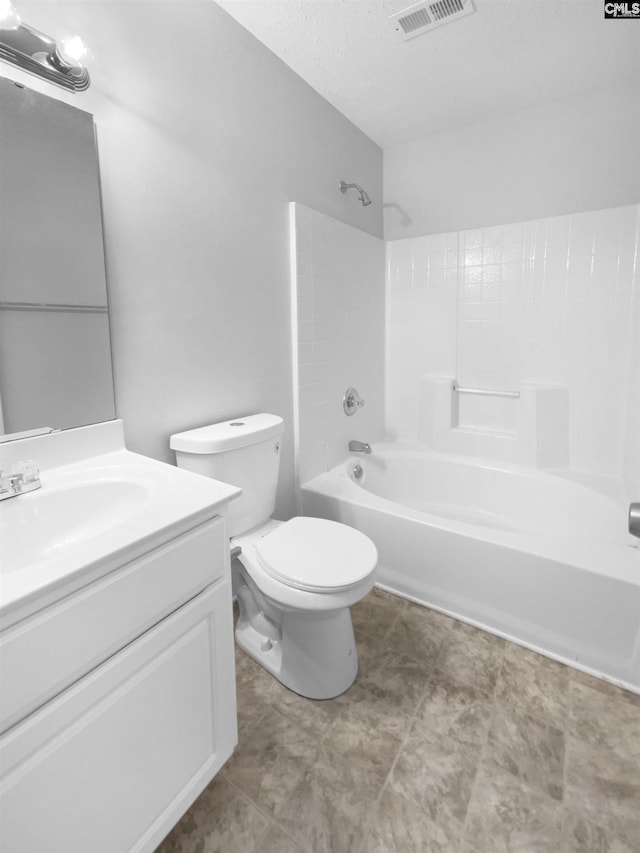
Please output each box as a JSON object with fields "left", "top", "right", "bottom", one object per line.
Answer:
{"left": 1, "top": 1, "right": 382, "bottom": 517}
{"left": 292, "top": 204, "right": 385, "bottom": 485}
{"left": 386, "top": 205, "right": 640, "bottom": 490}
{"left": 384, "top": 87, "right": 640, "bottom": 240}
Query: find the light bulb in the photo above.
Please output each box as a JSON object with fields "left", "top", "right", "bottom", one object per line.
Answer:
{"left": 0, "top": 0, "right": 21, "bottom": 30}
{"left": 59, "top": 35, "right": 89, "bottom": 66}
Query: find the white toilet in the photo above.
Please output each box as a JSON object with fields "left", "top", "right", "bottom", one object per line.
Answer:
{"left": 170, "top": 413, "right": 378, "bottom": 699}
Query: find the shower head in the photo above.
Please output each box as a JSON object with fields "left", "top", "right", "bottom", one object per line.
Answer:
{"left": 340, "top": 181, "right": 372, "bottom": 207}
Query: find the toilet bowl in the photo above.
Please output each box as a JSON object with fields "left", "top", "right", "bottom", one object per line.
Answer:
{"left": 170, "top": 413, "right": 378, "bottom": 699}
{"left": 232, "top": 517, "right": 377, "bottom": 698}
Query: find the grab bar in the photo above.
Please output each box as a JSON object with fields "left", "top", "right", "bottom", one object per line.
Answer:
{"left": 453, "top": 384, "right": 520, "bottom": 399}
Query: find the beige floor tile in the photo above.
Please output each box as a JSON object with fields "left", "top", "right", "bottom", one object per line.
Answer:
{"left": 565, "top": 736, "right": 640, "bottom": 848}
{"left": 155, "top": 776, "right": 269, "bottom": 853}
{"left": 356, "top": 647, "right": 433, "bottom": 715}
{"left": 462, "top": 763, "right": 564, "bottom": 853}
{"left": 330, "top": 679, "right": 404, "bottom": 717}
{"left": 354, "top": 629, "right": 387, "bottom": 681}
{"left": 236, "top": 696, "right": 269, "bottom": 742}
{"left": 437, "top": 621, "right": 506, "bottom": 694}
{"left": 351, "top": 587, "right": 405, "bottom": 641}
{"left": 570, "top": 670, "right": 640, "bottom": 707}
{"left": 259, "top": 823, "right": 309, "bottom": 853}
{"left": 388, "top": 729, "right": 481, "bottom": 840}
{"left": 495, "top": 643, "right": 570, "bottom": 727}
{"left": 386, "top": 601, "right": 454, "bottom": 660}
{"left": 223, "top": 706, "right": 319, "bottom": 816}
{"left": 236, "top": 647, "right": 343, "bottom": 740}
{"left": 272, "top": 680, "right": 342, "bottom": 739}
{"left": 485, "top": 707, "right": 565, "bottom": 801}
{"left": 568, "top": 679, "right": 640, "bottom": 761}
{"left": 413, "top": 669, "right": 494, "bottom": 747}
{"left": 562, "top": 810, "right": 637, "bottom": 853}
{"left": 364, "top": 788, "right": 458, "bottom": 853}
{"left": 275, "top": 744, "right": 383, "bottom": 853}
{"left": 159, "top": 593, "right": 639, "bottom": 853}
{"left": 325, "top": 683, "right": 411, "bottom": 783}
{"left": 235, "top": 648, "right": 283, "bottom": 708}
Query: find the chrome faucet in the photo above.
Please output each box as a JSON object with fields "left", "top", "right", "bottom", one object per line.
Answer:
{"left": 349, "top": 440, "right": 372, "bottom": 454}
{"left": 0, "top": 460, "right": 41, "bottom": 500}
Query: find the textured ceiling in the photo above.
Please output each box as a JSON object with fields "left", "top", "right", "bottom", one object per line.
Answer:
{"left": 216, "top": 0, "right": 640, "bottom": 148}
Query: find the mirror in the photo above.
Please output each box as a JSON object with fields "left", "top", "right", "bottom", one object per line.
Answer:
{"left": 0, "top": 77, "right": 115, "bottom": 436}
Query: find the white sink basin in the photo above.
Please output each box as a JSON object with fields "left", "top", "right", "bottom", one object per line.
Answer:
{"left": 2, "top": 481, "right": 150, "bottom": 573}
{"left": 0, "top": 421, "right": 241, "bottom": 626}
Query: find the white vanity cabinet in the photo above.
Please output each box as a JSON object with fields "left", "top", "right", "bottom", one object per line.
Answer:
{"left": 0, "top": 515, "right": 238, "bottom": 853}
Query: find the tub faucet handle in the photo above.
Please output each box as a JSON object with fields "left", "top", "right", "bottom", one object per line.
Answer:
{"left": 343, "top": 387, "right": 365, "bottom": 416}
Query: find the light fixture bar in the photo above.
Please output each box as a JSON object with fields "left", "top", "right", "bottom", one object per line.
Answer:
{"left": 0, "top": 16, "right": 90, "bottom": 92}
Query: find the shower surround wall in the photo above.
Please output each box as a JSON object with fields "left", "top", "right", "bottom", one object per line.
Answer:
{"left": 386, "top": 204, "right": 640, "bottom": 489}
{"left": 291, "top": 204, "right": 385, "bottom": 485}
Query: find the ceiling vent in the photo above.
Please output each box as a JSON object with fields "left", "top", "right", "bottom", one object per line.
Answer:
{"left": 389, "top": 0, "right": 476, "bottom": 40}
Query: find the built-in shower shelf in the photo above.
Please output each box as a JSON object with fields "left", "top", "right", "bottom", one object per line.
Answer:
{"left": 419, "top": 376, "right": 569, "bottom": 468}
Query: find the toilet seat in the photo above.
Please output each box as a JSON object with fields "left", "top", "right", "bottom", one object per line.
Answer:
{"left": 255, "top": 517, "right": 378, "bottom": 594}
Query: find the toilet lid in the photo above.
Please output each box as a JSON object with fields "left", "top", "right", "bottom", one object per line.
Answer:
{"left": 256, "top": 517, "right": 377, "bottom": 593}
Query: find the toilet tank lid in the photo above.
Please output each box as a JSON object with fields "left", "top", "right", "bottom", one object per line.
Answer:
{"left": 170, "top": 413, "right": 284, "bottom": 454}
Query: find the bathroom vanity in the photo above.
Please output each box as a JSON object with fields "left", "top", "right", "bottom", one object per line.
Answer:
{"left": 0, "top": 421, "right": 241, "bottom": 853}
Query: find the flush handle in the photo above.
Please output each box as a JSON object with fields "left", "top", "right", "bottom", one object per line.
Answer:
{"left": 629, "top": 503, "right": 640, "bottom": 539}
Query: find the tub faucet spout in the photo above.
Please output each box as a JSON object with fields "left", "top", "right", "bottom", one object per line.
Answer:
{"left": 349, "top": 440, "right": 371, "bottom": 454}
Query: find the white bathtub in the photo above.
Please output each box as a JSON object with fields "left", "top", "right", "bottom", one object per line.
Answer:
{"left": 301, "top": 445, "right": 640, "bottom": 693}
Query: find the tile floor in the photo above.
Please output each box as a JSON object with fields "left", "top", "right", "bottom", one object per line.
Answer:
{"left": 156, "top": 589, "right": 640, "bottom": 853}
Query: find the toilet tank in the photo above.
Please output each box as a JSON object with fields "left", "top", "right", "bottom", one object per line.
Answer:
{"left": 170, "top": 414, "right": 284, "bottom": 537}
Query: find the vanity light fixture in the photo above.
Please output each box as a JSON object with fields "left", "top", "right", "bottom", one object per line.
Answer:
{"left": 0, "top": 2, "right": 90, "bottom": 92}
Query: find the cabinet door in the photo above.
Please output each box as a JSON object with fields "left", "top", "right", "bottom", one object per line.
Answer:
{"left": 1, "top": 516, "right": 227, "bottom": 733}
{"left": 0, "top": 581, "right": 237, "bottom": 853}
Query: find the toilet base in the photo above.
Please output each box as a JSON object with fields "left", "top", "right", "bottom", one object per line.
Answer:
{"left": 235, "top": 599, "right": 359, "bottom": 700}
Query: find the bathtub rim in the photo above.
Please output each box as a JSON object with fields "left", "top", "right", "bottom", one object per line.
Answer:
{"left": 351, "top": 440, "right": 634, "bottom": 504}
{"left": 302, "top": 451, "right": 640, "bottom": 587}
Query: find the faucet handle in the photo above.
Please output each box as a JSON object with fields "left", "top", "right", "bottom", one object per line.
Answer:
{"left": 0, "top": 469, "right": 22, "bottom": 492}
{"left": 343, "top": 387, "right": 366, "bottom": 416}
{"left": 12, "top": 460, "right": 40, "bottom": 484}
